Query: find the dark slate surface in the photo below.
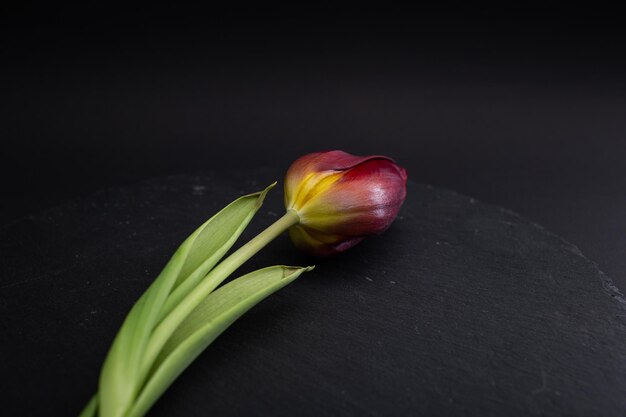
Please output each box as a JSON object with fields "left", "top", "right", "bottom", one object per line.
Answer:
{"left": 1, "top": 171, "right": 625, "bottom": 417}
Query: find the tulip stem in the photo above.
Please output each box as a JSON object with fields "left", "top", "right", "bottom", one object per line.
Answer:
{"left": 137, "top": 209, "right": 301, "bottom": 387}
{"left": 212, "top": 209, "right": 301, "bottom": 278}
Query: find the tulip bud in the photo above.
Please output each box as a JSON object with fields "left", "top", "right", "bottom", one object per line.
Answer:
{"left": 284, "top": 150, "right": 408, "bottom": 256}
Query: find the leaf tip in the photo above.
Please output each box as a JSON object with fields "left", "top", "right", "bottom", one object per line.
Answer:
{"left": 254, "top": 181, "right": 277, "bottom": 208}
{"left": 281, "top": 265, "right": 315, "bottom": 279}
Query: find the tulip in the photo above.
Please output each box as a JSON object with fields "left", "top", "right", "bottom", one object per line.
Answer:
{"left": 284, "top": 150, "right": 408, "bottom": 256}
{"left": 82, "top": 151, "right": 406, "bottom": 417}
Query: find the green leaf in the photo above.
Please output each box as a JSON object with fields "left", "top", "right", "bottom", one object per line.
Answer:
{"left": 125, "top": 265, "right": 313, "bottom": 417}
{"left": 78, "top": 395, "right": 98, "bottom": 417}
{"left": 136, "top": 207, "right": 299, "bottom": 389}
{"left": 97, "top": 183, "right": 275, "bottom": 417}
{"left": 158, "top": 183, "right": 277, "bottom": 322}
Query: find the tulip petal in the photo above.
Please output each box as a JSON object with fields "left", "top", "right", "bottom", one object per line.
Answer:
{"left": 298, "top": 158, "right": 407, "bottom": 236}
{"left": 289, "top": 225, "right": 364, "bottom": 257}
{"left": 285, "top": 150, "right": 407, "bottom": 256}
{"left": 284, "top": 150, "right": 398, "bottom": 209}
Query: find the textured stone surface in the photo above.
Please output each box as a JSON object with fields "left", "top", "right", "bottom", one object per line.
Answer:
{"left": 1, "top": 171, "right": 625, "bottom": 416}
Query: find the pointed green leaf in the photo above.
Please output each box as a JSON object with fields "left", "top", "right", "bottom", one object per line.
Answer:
{"left": 97, "top": 184, "right": 275, "bottom": 417}
{"left": 78, "top": 395, "right": 98, "bottom": 417}
{"left": 159, "top": 182, "right": 277, "bottom": 321}
{"left": 137, "top": 208, "right": 300, "bottom": 387}
{"left": 125, "top": 265, "right": 313, "bottom": 417}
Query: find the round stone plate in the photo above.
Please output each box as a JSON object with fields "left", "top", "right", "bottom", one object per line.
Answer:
{"left": 1, "top": 171, "right": 625, "bottom": 416}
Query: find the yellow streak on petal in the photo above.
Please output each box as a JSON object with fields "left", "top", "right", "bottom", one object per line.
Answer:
{"left": 288, "top": 225, "right": 326, "bottom": 252}
{"left": 290, "top": 171, "right": 344, "bottom": 212}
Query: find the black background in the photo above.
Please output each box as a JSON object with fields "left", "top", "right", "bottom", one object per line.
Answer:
{"left": 3, "top": 8, "right": 626, "bottom": 293}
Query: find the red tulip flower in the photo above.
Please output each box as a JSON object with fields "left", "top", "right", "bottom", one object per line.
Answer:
{"left": 86, "top": 150, "right": 407, "bottom": 417}
{"left": 284, "top": 150, "right": 408, "bottom": 256}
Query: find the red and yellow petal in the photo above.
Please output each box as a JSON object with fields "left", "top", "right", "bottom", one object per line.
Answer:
{"left": 284, "top": 150, "right": 407, "bottom": 256}
{"left": 284, "top": 150, "right": 397, "bottom": 210}
{"left": 297, "top": 158, "right": 407, "bottom": 236}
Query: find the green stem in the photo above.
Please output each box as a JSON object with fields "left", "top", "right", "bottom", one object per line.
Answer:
{"left": 137, "top": 209, "right": 300, "bottom": 387}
